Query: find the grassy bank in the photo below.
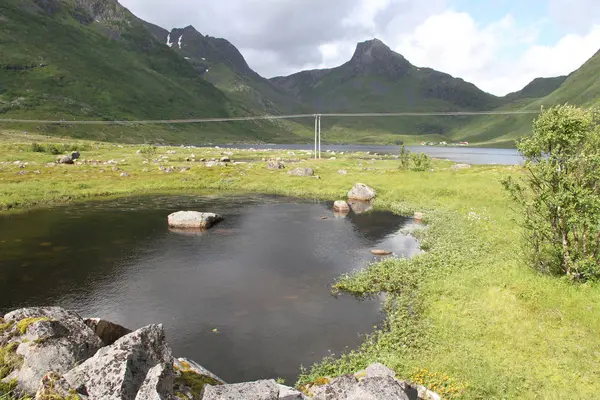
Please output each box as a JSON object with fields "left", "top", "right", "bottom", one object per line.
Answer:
{"left": 1, "top": 132, "right": 598, "bottom": 399}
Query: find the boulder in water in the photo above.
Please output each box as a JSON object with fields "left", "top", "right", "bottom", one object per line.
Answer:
{"left": 167, "top": 211, "right": 223, "bottom": 230}
{"left": 333, "top": 200, "right": 350, "bottom": 213}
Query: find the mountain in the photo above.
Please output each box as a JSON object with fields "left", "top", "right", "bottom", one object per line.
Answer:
{"left": 503, "top": 76, "right": 568, "bottom": 102}
{"left": 452, "top": 50, "right": 600, "bottom": 146}
{"left": 268, "top": 39, "right": 505, "bottom": 141}
{"left": 146, "top": 25, "right": 307, "bottom": 116}
{"left": 0, "top": 0, "right": 299, "bottom": 143}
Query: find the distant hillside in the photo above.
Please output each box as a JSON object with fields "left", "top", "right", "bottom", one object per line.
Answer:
{"left": 0, "top": 0, "right": 300, "bottom": 143}
{"left": 503, "top": 76, "right": 568, "bottom": 102}
{"left": 269, "top": 39, "right": 504, "bottom": 140}
{"left": 451, "top": 50, "right": 600, "bottom": 146}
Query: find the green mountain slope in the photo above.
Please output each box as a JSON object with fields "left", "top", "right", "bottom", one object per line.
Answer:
{"left": 0, "top": 0, "right": 299, "bottom": 143}
{"left": 269, "top": 39, "right": 504, "bottom": 141}
{"left": 452, "top": 50, "right": 600, "bottom": 146}
{"left": 503, "top": 76, "right": 568, "bottom": 103}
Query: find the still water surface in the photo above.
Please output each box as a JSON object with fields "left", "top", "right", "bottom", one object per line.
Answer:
{"left": 204, "top": 144, "right": 522, "bottom": 165}
{"left": 0, "top": 194, "right": 419, "bottom": 383}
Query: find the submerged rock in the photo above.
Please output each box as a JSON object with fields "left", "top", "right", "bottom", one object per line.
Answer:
{"left": 2, "top": 307, "right": 103, "bottom": 395}
{"left": 371, "top": 249, "right": 393, "bottom": 256}
{"left": 347, "top": 183, "right": 376, "bottom": 201}
{"left": 64, "top": 324, "right": 174, "bottom": 400}
{"left": 167, "top": 211, "right": 223, "bottom": 230}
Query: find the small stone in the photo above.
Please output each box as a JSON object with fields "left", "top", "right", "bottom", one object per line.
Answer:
{"left": 333, "top": 200, "right": 350, "bottom": 213}
{"left": 371, "top": 249, "right": 393, "bottom": 256}
{"left": 220, "top": 156, "right": 231, "bottom": 163}
{"left": 120, "top": 172, "right": 129, "bottom": 177}
{"left": 414, "top": 212, "right": 424, "bottom": 221}
{"left": 288, "top": 167, "right": 314, "bottom": 177}
{"left": 338, "top": 170, "right": 348, "bottom": 175}
{"left": 451, "top": 163, "right": 471, "bottom": 170}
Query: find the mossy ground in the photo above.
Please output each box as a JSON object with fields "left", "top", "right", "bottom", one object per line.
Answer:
{"left": 1, "top": 131, "right": 599, "bottom": 399}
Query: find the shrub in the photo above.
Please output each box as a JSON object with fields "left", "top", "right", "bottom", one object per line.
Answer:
{"left": 409, "top": 153, "right": 431, "bottom": 172}
{"left": 502, "top": 104, "right": 600, "bottom": 280}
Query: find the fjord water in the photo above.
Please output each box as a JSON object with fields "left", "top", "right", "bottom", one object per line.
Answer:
{"left": 0, "top": 195, "right": 419, "bottom": 383}
{"left": 204, "top": 144, "right": 522, "bottom": 165}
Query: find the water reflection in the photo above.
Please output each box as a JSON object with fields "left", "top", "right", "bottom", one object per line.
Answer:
{"left": 0, "top": 194, "right": 419, "bottom": 382}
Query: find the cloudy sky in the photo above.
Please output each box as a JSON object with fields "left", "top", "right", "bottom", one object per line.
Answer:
{"left": 119, "top": 0, "right": 600, "bottom": 96}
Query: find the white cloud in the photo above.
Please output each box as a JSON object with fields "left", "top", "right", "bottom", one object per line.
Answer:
{"left": 382, "top": 10, "right": 600, "bottom": 96}
{"left": 119, "top": 0, "right": 600, "bottom": 97}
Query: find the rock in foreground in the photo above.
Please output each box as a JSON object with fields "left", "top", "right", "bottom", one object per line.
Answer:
{"left": 347, "top": 183, "right": 376, "bottom": 201}
{"left": 167, "top": 211, "right": 224, "bottom": 230}
{"left": 1, "top": 307, "right": 103, "bottom": 394}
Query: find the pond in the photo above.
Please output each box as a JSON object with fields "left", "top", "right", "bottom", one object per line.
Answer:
{"left": 0, "top": 194, "right": 420, "bottom": 383}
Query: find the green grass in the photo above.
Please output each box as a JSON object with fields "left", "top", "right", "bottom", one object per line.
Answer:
{"left": 1, "top": 132, "right": 599, "bottom": 399}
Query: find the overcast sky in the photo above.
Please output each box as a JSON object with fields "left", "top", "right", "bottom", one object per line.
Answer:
{"left": 119, "top": 0, "right": 600, "bottom": 96}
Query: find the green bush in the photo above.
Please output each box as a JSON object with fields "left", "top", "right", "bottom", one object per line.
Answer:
{"left": 503, "top": 104, "right": 600, "bottom": 280}
{"left": 28, "top": 143, "right": 89, "bottom": 155}
{"left": 409, "top": 153, "right": 431, "bottom": 172}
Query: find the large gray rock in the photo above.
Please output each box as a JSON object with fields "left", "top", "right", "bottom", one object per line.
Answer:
{"left": 35, "top": 372, "right": 81, "bottom": 400}
{"left": 267, "top": 160, "right": 285, "bottom": 170}
{"left": 278, "top": 384, "right": 310, "bottom": 400}
{"left": 64, "top": 324, "right": 174, "bottom": 400}
{"left": 347, "top": 376, "right": 409, "bottom": 400}
{"left": 347, "top": 183, "right": 376, "bottom": 201}
{"left": 203, "top": 379, "right": 279, "bottom": 400}
{"left": 134, "top": 364, "right": 174, "bottom": 400}
{"left": 84, "top": 318, "right": 132, "bottom": 346}
{"left": 2, "top": 307, "right": 103, "bottom": 395}
{"left": 288, "top": 168, "right": 314, "bottom": 177}
{"left": 71, "top": 151, "right": 81, "bottom": 160}
{"left": 174, "top": 358, "right": 225, "bottom": 384}
{"left": 167, "top": 211, "right": 223, "bottom": 230}
{"left": 57, "top": 155, "right": 74, "bottom": 164}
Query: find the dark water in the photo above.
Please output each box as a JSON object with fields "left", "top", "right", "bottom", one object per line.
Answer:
{"left": 202, "top": 144, "right": 522, "bottom": 165}
{"left": 0, "top": 195, "right": 419, "bottom": 383}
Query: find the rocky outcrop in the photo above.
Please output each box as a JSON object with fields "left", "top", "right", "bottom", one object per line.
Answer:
{"left": 288, "top": 168, "right": 314, "bottom": 177}
{"left": 1, "top": 308, "right": 440, "bottom": 400}
{"left": 203, "top": 379, "right": 280, "bottom": 400}
{"left": 167, "top": 211, "right": 224, "bottom": 230}
{"left": 347, "top": 183, "right": 376, "bottom": 201}
{"left": 304, "top": 363, "right": 440, "bottom": 400}
{"left": 1, "top": 307, "right": 103, "bottom": 394}
{"left": 64, "top": 324, "right": 173, "bottom": 400}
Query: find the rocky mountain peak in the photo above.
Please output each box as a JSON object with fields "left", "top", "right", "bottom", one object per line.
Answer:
{"left": 346, "top": 38, "right": 411, "bottom": 77}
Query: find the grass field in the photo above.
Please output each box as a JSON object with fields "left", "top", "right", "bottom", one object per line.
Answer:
{"left": 1, "top": 131, "right": 599, "bottom": 399}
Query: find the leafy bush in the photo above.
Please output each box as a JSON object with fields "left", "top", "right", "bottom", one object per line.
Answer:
{"left": 410, "top": 153, "right": 431, "bottom": 172}
{"left": 398, "top": 146, "right": 431, "bottom": 171}
{"left": 138, "top": 145, "right": 157, "bottom": 156}
{"left": 503, "top": 104, "right": 600, "bottom": 280}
